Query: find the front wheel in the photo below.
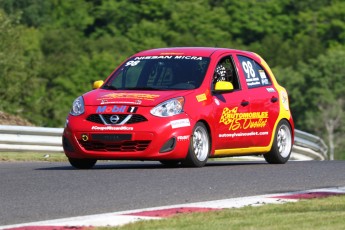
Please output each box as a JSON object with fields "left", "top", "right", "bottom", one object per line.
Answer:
{"left": 182, "top": 122, "right": 210, "bottom": 167}
{"left": 264, "top": 120, "right": 292, "bottom": 164}
{"left": 68, "top": 158, "right": 97, "bottom": 169}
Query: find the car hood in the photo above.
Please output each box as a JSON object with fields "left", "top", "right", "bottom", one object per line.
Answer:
{"left": 83, "top": 89, "right": 193, "bottom": 107}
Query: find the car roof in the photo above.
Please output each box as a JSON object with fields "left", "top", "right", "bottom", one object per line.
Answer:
{"left": 133, "top": 47, "right": 255, "bottom": 58}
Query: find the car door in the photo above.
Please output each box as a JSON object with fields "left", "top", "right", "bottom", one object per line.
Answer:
{"left": 237, "top": 55, "right": 280, "bottom": 147}
{"left": 212, "top": 55, "right": 253, "bottom": 150}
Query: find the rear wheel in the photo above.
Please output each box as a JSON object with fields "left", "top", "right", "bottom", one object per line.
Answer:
{"left": 68, "top": 158, "right": 97, "bottom": 169}
{"left": 264, "top": 120, "right": 292, "bottom": 164}
{"left": 182, "top": 122, "right": 210, "bottom": 167}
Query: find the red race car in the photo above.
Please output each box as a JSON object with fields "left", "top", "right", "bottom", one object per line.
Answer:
{"left": 63, "top": 47, "right": 294, "bottom": 169}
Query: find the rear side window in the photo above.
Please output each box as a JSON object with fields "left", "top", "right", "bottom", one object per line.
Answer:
{"left": 237, "top": 55, "right": 272, "bottom": 88}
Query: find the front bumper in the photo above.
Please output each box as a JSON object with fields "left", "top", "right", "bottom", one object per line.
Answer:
{"left": 63, "top": 114, "right": 193, "bottom": 160}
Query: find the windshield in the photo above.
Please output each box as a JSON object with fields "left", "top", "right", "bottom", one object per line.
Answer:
{"left": 103, "top": 56, "right": 210, "bottom": 90}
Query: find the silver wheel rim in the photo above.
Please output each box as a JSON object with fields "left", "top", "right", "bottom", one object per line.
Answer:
{"left": 192, "top": 125, "right": 209, "bottom": 162}
{"left": 277, "top": 124, "right": 292, "bottom": 158}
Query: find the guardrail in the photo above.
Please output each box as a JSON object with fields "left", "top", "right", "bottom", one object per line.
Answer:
{"left": 292, "top": 129, "right": 328, "bottom": 160}
{"left": 0, "top": 125, "right": 328, "bottom": 160}
{"left": 0, "top": 125, "right": 63, "bottom": 153}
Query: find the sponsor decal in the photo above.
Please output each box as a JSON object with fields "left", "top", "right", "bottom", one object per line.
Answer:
{"left": 196, "top": 93, "right": 207, "bottom": 102}
{"left": 91, "top": 126, "right": 134, "bottom": 131}
{"left": 266, "top": 87, "right": 276, "bottom": 93}
{"left": 100, "top": 100, "right": 142, "bottom": 105}
{"left": 219, "top": 131, "right": 269, "bottom": 138}
{"left": 134, "top": 56, "right": 173, "bottom": 60}
{"left": 96, "top": 105, "right": 127, "bottom": 113}
{"left": 259, "top": 70, "right": 267, "bottom": 79}
{"left": 170, "top": 118, "right": 191, "bottom": 129}
{"left": 219, "top": 107, "right": 268, "bottom": 131}
{"left": 125, "top": 60, "right": 140, "bottom": 66}
{"left": 160, "top": 52, "right": 184, "bottom": 55}
{"left": 127, "top": 106, "right": 138, "bottom": 113}
{"left": 259, "top": 70, "right": 269, "bottom": 85}
{"left": 174, "top": 56, "right": 203, "bottom": 60}
{"left": 99, "top": 93, "right": 160, "bottom": 101}
{"left": 177, "top": 135, "right": 190, "bottom": 141}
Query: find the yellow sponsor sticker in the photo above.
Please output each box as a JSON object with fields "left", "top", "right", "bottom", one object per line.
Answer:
{"left": 196, "top": 93, "right": 207, "bottom": 102}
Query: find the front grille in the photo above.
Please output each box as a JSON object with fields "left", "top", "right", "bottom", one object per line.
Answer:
{"left": 86, "top": 114, "right": 147, "bottom": 125}
{"left": 79, "top": 140, "right": 151, "bottom": 152}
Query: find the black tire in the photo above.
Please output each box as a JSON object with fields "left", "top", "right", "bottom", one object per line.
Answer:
{"left": 159, "top": 160, "right": 181, "bottom": 167}
{"left": 182, "top": 122, "right": 210, "bottom": 167}
{"left": 68, "top": 158, "right": 97, "bottom": 169}
{"left": 264, "top": 120, "right": 292, "bottom": 164}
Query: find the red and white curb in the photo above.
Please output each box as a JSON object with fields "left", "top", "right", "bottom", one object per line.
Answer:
{"left": 1, "top": 186, "right": 345, "bottom": 230}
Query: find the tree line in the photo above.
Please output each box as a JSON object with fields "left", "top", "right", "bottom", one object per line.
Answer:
{"left": 0, "top": 0, "right": 344, "bottom": 159}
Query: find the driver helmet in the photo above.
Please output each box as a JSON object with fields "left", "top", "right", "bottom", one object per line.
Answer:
{"left": 214, "top": 64, "right": 232, "bottom": 83}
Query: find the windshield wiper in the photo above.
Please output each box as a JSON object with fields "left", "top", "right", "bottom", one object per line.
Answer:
{"left": 102, "top": 85, "right": 117, "bottom": 90}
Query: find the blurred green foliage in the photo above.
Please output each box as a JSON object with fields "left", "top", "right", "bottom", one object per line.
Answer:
{"left": 0, "top": 0, "right": 344, "bottom": 159}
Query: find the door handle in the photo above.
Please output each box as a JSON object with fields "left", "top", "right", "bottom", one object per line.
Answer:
{"left": 271, "top": 96, "right": 278, "bottom": 103}
{"left": 241, "top": 100, "right": 250, "bottom": 107}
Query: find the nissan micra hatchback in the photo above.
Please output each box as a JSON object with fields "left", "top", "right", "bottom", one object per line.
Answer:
{"left": 63, "top": 47, "right": 294, "bottom": 169}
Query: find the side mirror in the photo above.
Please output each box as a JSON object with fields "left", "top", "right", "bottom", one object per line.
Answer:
{"left": 214, "top": 81, "right": 234, "bottom": 92}
{"left": 93, "top": 80, "right": 104, "bottom": 89}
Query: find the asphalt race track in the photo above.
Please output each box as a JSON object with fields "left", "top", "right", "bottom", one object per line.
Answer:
{"left": 1, "top": 160, "right": 345, "bottom": 226}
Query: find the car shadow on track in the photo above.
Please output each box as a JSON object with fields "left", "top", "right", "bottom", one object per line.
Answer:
{"left": 35, "top": 160, "right": 267, "bottom": 170}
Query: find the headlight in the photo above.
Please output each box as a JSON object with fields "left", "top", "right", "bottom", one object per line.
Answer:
{"left": 150, "top": 97, "right": 184, "bottom": 117}
{"left": 70, "top": 96, "right": 85, "bottom": 116}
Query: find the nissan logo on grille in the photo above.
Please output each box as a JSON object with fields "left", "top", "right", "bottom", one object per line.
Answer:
{"left": 109, "top": 115, "right": 120, "bottom": 124}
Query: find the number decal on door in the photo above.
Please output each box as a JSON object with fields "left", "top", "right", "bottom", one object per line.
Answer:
{"left": 242, "top": 61, "right": 255, "bottom": 79}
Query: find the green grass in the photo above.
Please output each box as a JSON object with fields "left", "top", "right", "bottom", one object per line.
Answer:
{"left": 0, "top": 152, "right": 67, "bottom": 162}
{"left": 99, "top": 195, "right": 345, "bottom": 230}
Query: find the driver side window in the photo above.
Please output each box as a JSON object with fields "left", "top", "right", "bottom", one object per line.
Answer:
{"left": 213, "top": 56, "right": 240, "bottom": 90}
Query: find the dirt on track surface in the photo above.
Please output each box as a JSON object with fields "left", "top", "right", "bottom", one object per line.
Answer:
{"left": 0, "top": 111, "right": 34, "bottom": 126}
